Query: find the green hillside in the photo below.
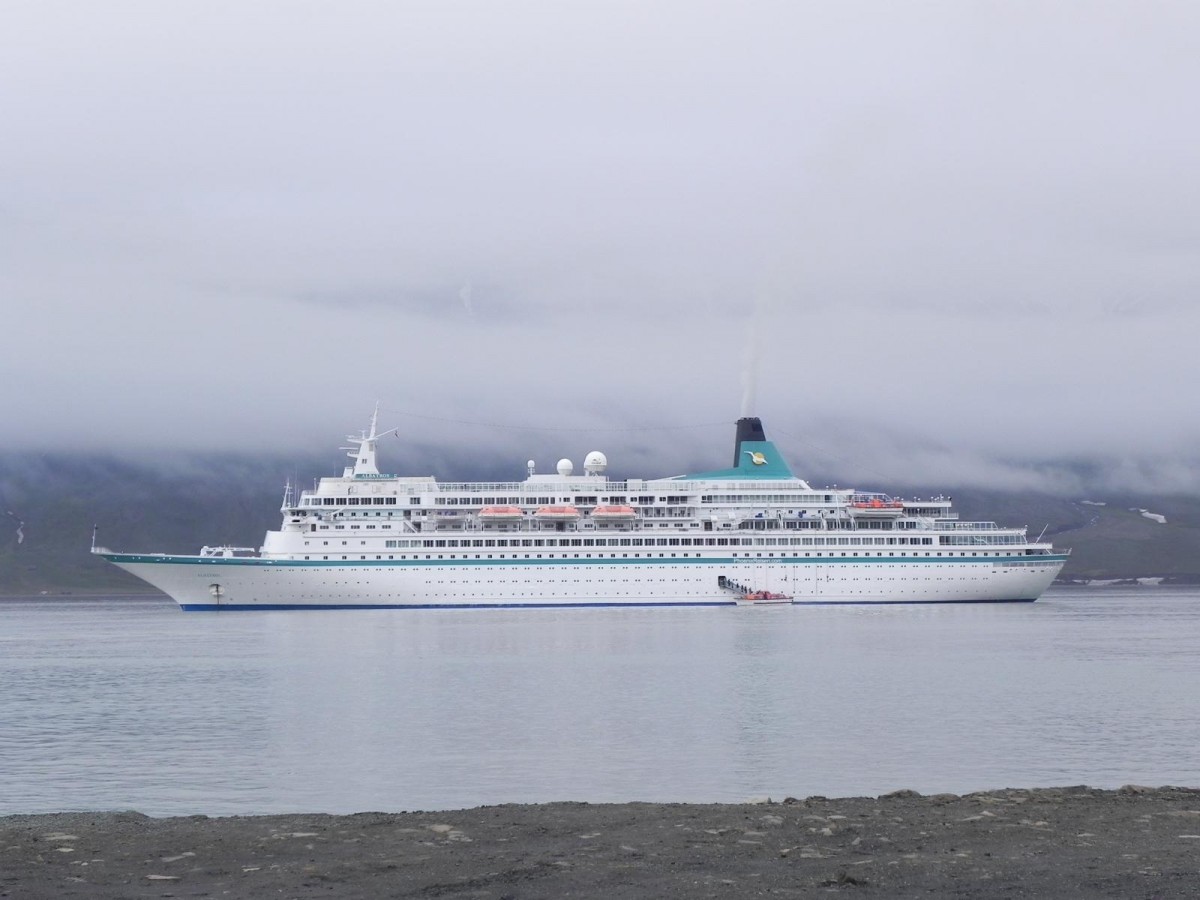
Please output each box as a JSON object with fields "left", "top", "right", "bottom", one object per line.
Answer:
{"left": 922, "top": 491, "right": 1200, "bottom": 583}
{"left": 0, "top": 453, "right": 294, "bottom": 594}
{"left": 3, "top": 453, "right": 1199, "bottom": 593}
{"left": 1045, "top": 500, "right": 1200, "bottom": 581}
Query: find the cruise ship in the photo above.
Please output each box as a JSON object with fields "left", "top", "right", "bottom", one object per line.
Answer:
{"left": 94, "top": 412, "right": 1068, "bottom": 610}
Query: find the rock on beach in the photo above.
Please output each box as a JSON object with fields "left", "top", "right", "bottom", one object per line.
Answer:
{"left": 3, "top": 786, "right": 1200, "bottom": 899}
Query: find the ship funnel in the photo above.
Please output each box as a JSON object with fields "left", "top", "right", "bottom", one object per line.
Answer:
{"left": 732, "top": 416, "right": 767, "bottom": 466}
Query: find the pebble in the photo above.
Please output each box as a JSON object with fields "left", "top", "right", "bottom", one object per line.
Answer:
{"left": 6, "top": 790, "right": 1200, "bottom": 898}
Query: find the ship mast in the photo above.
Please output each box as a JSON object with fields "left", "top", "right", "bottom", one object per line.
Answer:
{"left": 342, "top": 404, "right": 398, "bottom": 476}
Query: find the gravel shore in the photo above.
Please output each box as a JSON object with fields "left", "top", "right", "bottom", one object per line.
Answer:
{"left": 4, "top": 786, "right": 1200, "bottom": 899}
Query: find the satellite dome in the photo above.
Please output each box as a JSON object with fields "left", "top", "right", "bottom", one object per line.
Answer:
{"left": 556, "top": 458, "right": 574, "bottom": 476}
{"left": 584, "top": 451, "right": 608, "bottom": 475}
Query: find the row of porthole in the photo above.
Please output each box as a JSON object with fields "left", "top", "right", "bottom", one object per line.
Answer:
{"left": 234, "top": 580, "right": 1003, "bottom": 595}
{"left": 431, "top": 579, "right": 686, "bottom": 585}
{"left": 306, "top": 544, "right": 955, "bottom": 555}
{"left": 242, "top": 564, "right": 1016, "bottom": 579}
{"left": 289, "top": 554, "right": 1015, "bottom": 563}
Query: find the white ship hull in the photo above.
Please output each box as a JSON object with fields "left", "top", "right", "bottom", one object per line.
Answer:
{"left": 104, "top": 552, "right": 1066, "bottom": 610}
{"left": 97, "top": 411, "right": 1069, "bottom": 610}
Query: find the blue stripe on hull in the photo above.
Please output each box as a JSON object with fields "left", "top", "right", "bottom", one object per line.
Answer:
{"left": 105, "top": 553, "right": 1071, "bottom": 568}
{"left": 178, "top": 597, "right": 1038, "bottom": 611}
{"left": 180, "top": 600, "right": 738, "bottom": 611}
{"left": 789, "top": 597, "right": 1038, "bottom": 605}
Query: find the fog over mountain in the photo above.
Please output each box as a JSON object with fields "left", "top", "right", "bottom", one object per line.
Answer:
{"left": 3, "top": 2, "right": 1198, "bottom": 494}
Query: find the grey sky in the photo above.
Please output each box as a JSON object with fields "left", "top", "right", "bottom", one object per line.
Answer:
{"left": 3, "top": 1, "right": 1198, "bottom": 494}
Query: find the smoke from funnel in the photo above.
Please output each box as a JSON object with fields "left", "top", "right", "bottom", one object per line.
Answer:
{"left": 740, "top": 295, "right": 767, "bottom": 417}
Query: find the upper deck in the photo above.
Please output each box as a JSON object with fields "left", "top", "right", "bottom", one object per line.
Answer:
{"left": 281, "top": 412, "right": 1029, "bottom": 542}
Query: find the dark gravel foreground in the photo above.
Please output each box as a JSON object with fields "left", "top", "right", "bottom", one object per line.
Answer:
{"left": 4, "top": 787, "right": 1200, "bottom": 899}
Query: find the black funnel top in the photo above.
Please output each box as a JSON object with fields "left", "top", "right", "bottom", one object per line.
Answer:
{"left": 733, "top": 417, "right": 767, "bottom": 466}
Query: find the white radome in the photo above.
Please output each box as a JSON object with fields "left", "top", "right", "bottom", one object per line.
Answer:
{"left": 584, "top": 451, "right": 608, "bottom": 475}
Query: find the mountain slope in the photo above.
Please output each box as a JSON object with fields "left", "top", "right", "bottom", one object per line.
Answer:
{"left": 3, "top": 454, "right": 1198, "bottom": 593}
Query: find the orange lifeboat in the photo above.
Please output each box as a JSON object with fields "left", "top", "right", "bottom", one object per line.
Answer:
{"left": 848, "top": 496, "right": 905, "bottom": 517}
{"left": 591, "top": 505, "right": 637, "bottom": 523}
{"left": 739, "top": 591, "right": 793, "bottom": 604}
{"left": 479, "top": 505, "right": 524, "bottom": 522}
{"left": 534, "top": 505, "right": 581, "bottom": 521}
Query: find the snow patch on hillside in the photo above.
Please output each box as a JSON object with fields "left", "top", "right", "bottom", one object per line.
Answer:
{"left": 1134, "top": 508, "right": 1167, "bottom": 524}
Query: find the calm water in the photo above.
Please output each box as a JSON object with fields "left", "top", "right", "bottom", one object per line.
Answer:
{"left": 2, "top": 587, "right": 1198, "bottom": 815}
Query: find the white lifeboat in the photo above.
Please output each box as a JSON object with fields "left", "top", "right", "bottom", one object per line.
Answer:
{"left": 534, "top": 505, "right": 581, "bottom": 521}
{"left": 479, "top": 505, "right": 525, "bottom": 523}
{"left": 591, "top": 505, "right": 637, "bottom": 523}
